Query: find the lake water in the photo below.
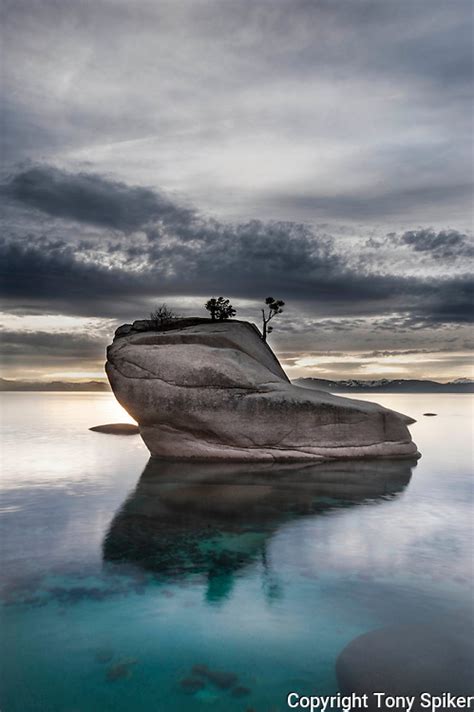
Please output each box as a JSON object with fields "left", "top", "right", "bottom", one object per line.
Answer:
{"left": 0, "top": 393, "right": 473, "bottom": 712}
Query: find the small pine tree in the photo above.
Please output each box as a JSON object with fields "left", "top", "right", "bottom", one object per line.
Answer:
{"left": 149, "top": 304, "right": 177, "bottom": 329}
{"left": 261, "top": 297, "right": 285, "bottom": 341}
{"left": 204, "top": 297, "right": 236, "bottom": 321}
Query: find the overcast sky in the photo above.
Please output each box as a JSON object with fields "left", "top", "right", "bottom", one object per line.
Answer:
{"left": 1, "top": 0, "right": 473, "bottom": 381}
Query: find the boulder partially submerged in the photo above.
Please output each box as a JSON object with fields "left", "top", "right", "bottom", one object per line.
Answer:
{"left": 106, "top": 319, "right": 419, "bottom": 462}
{"left": 336, "top": 622, "right": 474, "bottom": 707}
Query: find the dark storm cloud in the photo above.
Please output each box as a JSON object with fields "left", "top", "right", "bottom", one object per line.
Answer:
{"left": 0, "top": 235, "right": 147, "bottom": 318}
{"left": 1, "top": 1, "right": 472, "bottom": 380}
{"left": 420, "top": 278, "right": 473, "bottom": 324}
{"left": 0, "top": 330, "right": 104, "bottom": 359}
{"left": 367, "top": 228, "right": 474, "bottom": 262}
{"left": 400, "top": 229, "right": 474, "bottom": 260}
{"left": 2, "top": 166, "right": 194, "bottom": 232}
{"left": 1, "top": 0, "right": 472, "bottom": 226}
{"left": 1, "top": 167, "right": 472, "bottom": 328}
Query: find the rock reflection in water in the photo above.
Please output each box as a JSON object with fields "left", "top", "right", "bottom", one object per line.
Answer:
{"left": 103, "top": 458, "right": 417, "bottom": 602}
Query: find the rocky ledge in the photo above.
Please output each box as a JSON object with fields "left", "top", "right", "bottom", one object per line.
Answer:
{"left": 106, "top": 318, "right": 420, "bottom": 462}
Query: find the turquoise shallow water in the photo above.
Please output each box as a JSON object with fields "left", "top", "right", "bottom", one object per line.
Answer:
{"left": 0, "top": 393, "right": 473, "bottom": 712}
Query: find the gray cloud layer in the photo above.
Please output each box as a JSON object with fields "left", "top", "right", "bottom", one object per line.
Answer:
{"left": 1, "top": 1, "right": 472, "bottom": 378}
{"left": 2, "top": 0, "right": 472, "bottom": 226}
{"left": 400, "top": 229, "right": 474, "bottom": 260}
{"left": 1, "top": 166, "right": 472, "bottom": 330}
{"left": 0, "top": 329, "right": 104, "bottom": 359}
{"left": 365, "top": 228, "right": 474, "bottom": 264}
{"left": 2, "top": 166, "right": 194, "bottom": 232}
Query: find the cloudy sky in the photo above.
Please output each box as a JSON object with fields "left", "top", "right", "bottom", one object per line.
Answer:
{"left": 1, "top": 0, "right": 473, "bottom": 382}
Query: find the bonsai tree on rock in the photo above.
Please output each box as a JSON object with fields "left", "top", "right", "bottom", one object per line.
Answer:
{"left": 204, "top": 297, "right": 236, "bottom": 321}
{"left": 261, "top": 297, "right": 285, "bottom": 341}
{"left": 149, "top": 303, "right": 178, "bottom": 329}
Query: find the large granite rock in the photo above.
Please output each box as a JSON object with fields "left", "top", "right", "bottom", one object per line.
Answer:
{"left": 106, "top": 319, "right": 419, "bottom": 461}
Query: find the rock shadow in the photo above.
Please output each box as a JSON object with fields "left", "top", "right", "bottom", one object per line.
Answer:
{"left": 103, "top": 457, "right": 417, "bottom": 602}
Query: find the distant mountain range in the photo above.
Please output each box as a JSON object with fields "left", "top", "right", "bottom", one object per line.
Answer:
{"left": 0, "top": 379, "right": 110, "bottom": 392}
{"left": 293, "top": 378, "right": 474, "bottom": 393}
{"left": 1, "top": 376, "right": 472, "bottom": 393}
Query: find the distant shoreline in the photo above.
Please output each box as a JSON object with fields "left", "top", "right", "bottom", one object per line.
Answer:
{"left": 294, "top": 377, "right": 474, "bottom": 394}
{"left": 0, "top": 379, "right": 110, "bottom": 392}
{"left": 1, "top": 377, "right": 472, "bottom": 394}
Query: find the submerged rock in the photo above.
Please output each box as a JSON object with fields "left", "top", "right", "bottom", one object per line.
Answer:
{"left": 89, "top": 423, "right": 139, "bottom": 435}
{"left": 106, "top": 319, "right": 419, "bottom": 461}
{"left": 196, "top": 666, "right": 238, "bottom": 690}
{"left": 336, "top": 622, "right": 474, "bottom": 708}
{"left": 180, "top": 676, "right": 206, "bottom": 694}
{"left": 105, "top": 658, "right": 137, "bottom": 682}
{"left": 94, "top": 648, "right": 114, "bottom": 663}
{"left": 232, "top": 685, "right": 251, "bottom": 697}
{"left": 188, "top": 663, "right": 242, "bottom": 691}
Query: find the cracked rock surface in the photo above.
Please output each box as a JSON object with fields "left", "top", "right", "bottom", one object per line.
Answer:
{"left": 106, "top": 319, "right": 420, "bottom": 462}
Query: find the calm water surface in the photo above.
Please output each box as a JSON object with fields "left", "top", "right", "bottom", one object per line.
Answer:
{"left": 0, "top": 393, "right": 473, "bottom": 711}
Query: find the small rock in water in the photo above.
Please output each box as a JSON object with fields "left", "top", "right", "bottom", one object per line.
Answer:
{"left": 232, "top": 685, "right": 251, "bottom": 697}
{"left": 180, "top": 676, "right": 206, "bottom": 693}
{"left": 191, "top": 663, "right": 209, "bottom": 676}
{"left": 90, "top": 423, "right": 139, "bottom": 435}
{"left": 191, "top": 663, "right": 239, "bottom": 689}
{"left": 204, "top": 668, "right": 238, "bottom": 690}
{"left": 95, "top": 648, "right": 114, "bottom": 663}
{"left": 106, "top": 663, "right": 131, "bottom": 682}
{"left": 423, "top": 413, "right": 437, "bottom": 417}
{"left": 105, "top": 658, "right": 137, "bottom": 682}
